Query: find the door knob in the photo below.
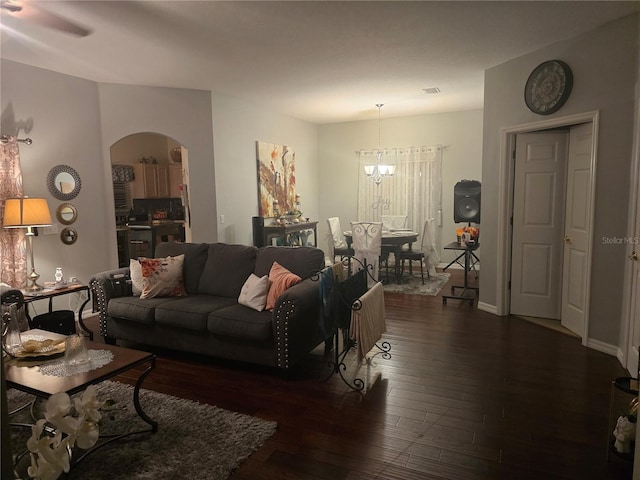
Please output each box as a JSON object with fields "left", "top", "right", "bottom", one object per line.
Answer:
{"left": 564, "top": 235, "right": 571, "bottom": 244}
{"left": 630, "top": 251, "right": 638, "bottom": 261}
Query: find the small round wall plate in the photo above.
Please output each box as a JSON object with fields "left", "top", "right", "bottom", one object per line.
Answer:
{"left": 524, "top": 60, "right": 573, "bottom": 115}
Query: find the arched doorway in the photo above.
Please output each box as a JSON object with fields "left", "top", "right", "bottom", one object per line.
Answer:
{"left": 110, "top": 132, "right": 190, "bottom": 266}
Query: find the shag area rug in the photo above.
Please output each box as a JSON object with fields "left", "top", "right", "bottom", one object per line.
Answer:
{"left": 382, "top": 272, "right": 450, "bottom": 296}
{"left": 8, "top": 380, "right": 277, "bottom": 480}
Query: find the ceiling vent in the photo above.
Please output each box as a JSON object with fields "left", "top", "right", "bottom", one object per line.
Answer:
{"left": 423, "top": 87, "right": 441, "bottom": 94}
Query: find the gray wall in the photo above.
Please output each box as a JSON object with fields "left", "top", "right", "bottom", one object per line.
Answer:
{"left": 0, "top": 61, "right": 216, "bottom": 294}
{"left": 1, "top": 60, "right": 106, "bottom": 292}
{"left": 97, "top": 83, "right": 216, "bottom": 246}
{"left": 211, "top": 92, "right": 318, "bottom": 246}
{"left": 481, "top": 14, "right": 639, "bottom": 346}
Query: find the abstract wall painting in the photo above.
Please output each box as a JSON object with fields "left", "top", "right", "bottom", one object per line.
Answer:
{"left": 256, "top": 141, "right": 296, "bottom": 217}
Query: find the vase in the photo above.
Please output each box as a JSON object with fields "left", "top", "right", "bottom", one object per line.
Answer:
{"left": 2, "top": 303, "right": 22, "bottom": 356}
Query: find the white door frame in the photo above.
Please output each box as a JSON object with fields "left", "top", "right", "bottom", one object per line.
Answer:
{"left": 496, "top": 110, "right": 599, "bottom": 346}
{"left": 622, "top": 85, "right": 640, "bottom": 375}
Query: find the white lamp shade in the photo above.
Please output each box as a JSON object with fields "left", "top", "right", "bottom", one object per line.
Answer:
{"left": 3, "top": 197, "right": 53, "bottom": 228}
{"left": 364, "top": 165, "right": 376, "bottom": 176}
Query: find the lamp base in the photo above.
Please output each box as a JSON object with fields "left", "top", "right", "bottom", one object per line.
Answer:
{"left": 25, "top": 269, "right": 42, "bottom": 292}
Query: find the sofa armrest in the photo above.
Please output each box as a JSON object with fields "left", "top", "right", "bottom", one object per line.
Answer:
{"left": 272, "top": 277, "right": 325, "bottom": 369}
{"left": 89, "top": 267, "right": 131, "bottom": 339}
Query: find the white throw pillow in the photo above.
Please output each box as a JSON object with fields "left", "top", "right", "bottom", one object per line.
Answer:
{"left": 238, "top": 274, "right": 270, "bottom": 312}
{"left": 130, "top": 259, "right": 143, "bottom": 296}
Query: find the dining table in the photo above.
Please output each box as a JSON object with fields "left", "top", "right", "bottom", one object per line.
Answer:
{"left": 343, "top": 229, "right": 419, "bottom": 283}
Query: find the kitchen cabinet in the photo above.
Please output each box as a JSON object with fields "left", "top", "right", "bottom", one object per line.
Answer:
{"left": 133, "top": 164, "right": 169, "bottom": 198}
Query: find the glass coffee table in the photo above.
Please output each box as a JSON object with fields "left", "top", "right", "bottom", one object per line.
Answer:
{"left": 5, "top": 334, "right": 157, "bottom": 466}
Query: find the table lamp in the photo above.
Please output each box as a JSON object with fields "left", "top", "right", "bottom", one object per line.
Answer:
{"left": 2, "top": 197, "right": 53, "bottom": 292}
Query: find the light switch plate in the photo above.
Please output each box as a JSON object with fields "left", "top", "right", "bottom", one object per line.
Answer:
{"left": 43, "top": 224, "right": 59, "bottom": 235}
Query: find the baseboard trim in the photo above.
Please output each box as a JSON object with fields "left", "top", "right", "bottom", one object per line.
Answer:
{"left": 477, "top": 302, "right": 498, "bottom": 315}
{"left": 586, "top": 337, "right": 619, "bottom": 358}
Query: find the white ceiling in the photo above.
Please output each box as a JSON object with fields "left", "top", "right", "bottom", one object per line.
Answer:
{"left": 0, "top": 1, "right": 638, "bottom": 124}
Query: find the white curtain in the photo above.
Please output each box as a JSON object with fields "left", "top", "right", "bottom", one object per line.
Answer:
{"left": 357, "top": 145, "right": 442, "bottom": 240}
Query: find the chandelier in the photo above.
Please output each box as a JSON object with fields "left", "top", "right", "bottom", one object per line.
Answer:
{"left": 364, "top": 103, "right": 396, "bottom": 185}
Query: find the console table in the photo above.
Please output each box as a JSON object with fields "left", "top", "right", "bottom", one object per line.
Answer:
{"left": 22, "top": 284, "right": 93, "bottom": 339}
{"left": 252, "top": 216, "right": 318, "bottom": 247}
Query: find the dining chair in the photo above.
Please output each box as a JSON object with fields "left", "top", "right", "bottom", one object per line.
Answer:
{"left": 350, "top": 221, "right": 382, "bottom": 287}
{"left": 380, "top": 214, "right": 408, "bottom": 278}
{"left": 396, "top": 219, "right": 433, "bottom": 284}
{"left": 381, "top": 215, "right": 408, "bottom": 231}
{"left": 327, "top": 217, "right": 353, "bottom": 263}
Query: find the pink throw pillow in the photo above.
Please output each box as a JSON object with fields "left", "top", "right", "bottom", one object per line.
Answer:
{"left": 265, "top": 262, "right": 301, "bottom": 311}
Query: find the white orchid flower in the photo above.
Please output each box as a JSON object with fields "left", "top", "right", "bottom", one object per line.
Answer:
{"left": 28, "top": 453, "right": 65, "bottom": 480}
{"left": 74, "top": 384, "right": 103, "bottom": 423}
{"left": 26, "top": 420, "right": 71, "bottom": 479}
{"left": 26, "top": 420, "right": 51, "bottom": 453}
{"left": 48, "top": 410, "right": 82, "bottom": 438}
{"left": 44, "top": 392, "right": 72, "bottom": 426}
{"left": 25, "top": 386, "right": 102, "bottom": 479}
{"left": 75, "top": 419, "right": 100, "bottom": 449}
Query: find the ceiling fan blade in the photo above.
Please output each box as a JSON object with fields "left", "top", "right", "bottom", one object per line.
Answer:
{"left": 8, "top": 1, "right": 92, "bottom": 37}
{"left": 0, "top": 1, "right": 22, "bottom": 13}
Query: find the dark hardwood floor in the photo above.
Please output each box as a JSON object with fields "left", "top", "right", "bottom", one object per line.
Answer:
{"left": 86, "top": 269, "right": 634, "bottom": 480}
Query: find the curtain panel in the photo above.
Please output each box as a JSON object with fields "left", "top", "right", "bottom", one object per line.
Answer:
{"left": 0, "top": 136, "right": 26, "bottom": 288}
{"left": 357, "top": 145, "right": 442, "bottom": 258}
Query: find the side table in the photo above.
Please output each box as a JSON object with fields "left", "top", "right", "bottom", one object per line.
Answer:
{"left": 442, "top": 241, "right": 480, "bottom": 305}
{"left": 22, "top": 284, "right": 93, "bottom": 340}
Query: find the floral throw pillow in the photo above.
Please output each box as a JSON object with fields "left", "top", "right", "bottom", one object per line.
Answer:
{"left": 265, "top": 262, "right": 301, "bottom": 311}
{"left": 139, "top": 254, "right": 187, "bottom": 299}
{"left": 129, "top": 258, "right": 143, "bottom": 296}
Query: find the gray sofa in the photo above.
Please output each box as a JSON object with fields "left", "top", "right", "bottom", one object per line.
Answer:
{"left": 90, "top": 242, "right": 329, "bottom": 370}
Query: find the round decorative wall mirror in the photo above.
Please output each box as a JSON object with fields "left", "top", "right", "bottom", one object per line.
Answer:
{"left": 60, "top": 227, "right": 78, "bottom": 245}
{"left": 47, "top": 165, "right": 81, "bottom": 201}
{"left": 56, "top": 203, "right": 77, "bottom": 225}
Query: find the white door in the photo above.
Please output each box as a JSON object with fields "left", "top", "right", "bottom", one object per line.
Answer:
{"left": 511, "top": 131, "right": 569, "bottom": 318}
{"left": 561, "top": 124, "right": 593, "bottom": 335}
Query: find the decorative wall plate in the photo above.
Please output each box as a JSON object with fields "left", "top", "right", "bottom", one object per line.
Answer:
{"left": 47, "top": 164, "right": 81, "bottom": 200}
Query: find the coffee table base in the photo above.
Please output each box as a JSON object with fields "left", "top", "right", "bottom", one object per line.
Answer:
{"left": 6, "top": 341, "right": 158, "bottom": 473}
{"left": 73, "top": 357, "right": 157, "bottom": 465}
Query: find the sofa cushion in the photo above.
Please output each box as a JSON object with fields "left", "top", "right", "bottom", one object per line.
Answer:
{"left": 198, "top": 243, "right": 258, "bottom": 298}
{"left": 155, "top": 295, "right": 237, "bottom": 332}
{"left": 255, "top": 246, "right": 324, "bottom": 279}
{"left": 155, "top": 242, "right": 209, "bottom": 294}
{"left": 139, "top": 255, "right": 187, "bottom": 299}
{"left": 265, "top": 262, "right": 301, "bottom": 311}
{"left": 107, "top": 296, "right": 176, "bottom": 324}
{"left": 207, "top": 305, "right": 273, "bottom": 342}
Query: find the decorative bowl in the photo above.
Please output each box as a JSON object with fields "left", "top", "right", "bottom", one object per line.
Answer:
{"left": 169, "top": 147, "right": 182, "bottom": 163}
